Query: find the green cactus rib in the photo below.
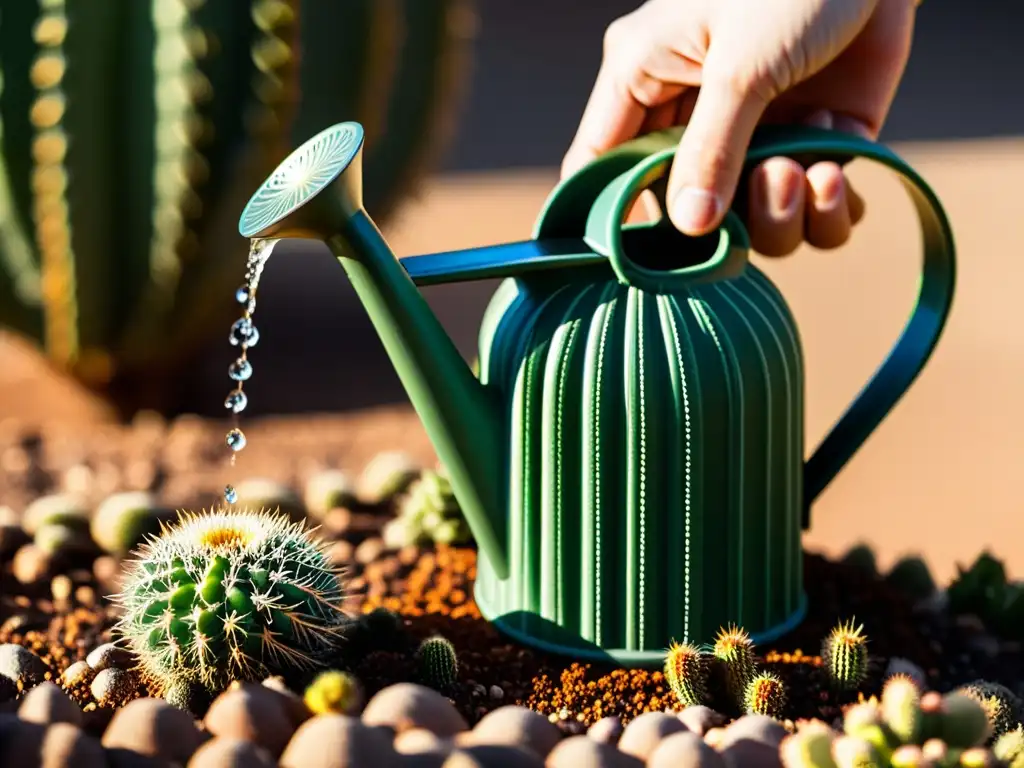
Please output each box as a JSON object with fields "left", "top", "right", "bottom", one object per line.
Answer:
{"left": 473, "top": 263, "right": 805, "bottom": 659}
{"left": 113, "top": 509, "right": 350, "bottom": 695}
{"left": 0, "top": 0, "right": 474, "bottom": 401}
{"left": 416, "top": 635, "right": 458, "bottom": 691}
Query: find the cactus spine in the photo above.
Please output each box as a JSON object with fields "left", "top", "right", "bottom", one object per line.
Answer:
{"left": 956, "top": 681, "right": 1024, "bottom": 741}
{"left": 663, "top": 641, "right": 708, "bottom": 708}
{"left": 822, "top": 618, "right": 870, "bottom": 691}
{"left": 0, "top": 0, "right": 475, "bottom": 410}
{"left": 113, "top": 509, "right": 350, "bottom": 696}
{"left": 415, "top": 635, "right": 458, "bottom": 693}
{"left": 713, "top": 623, "right": 757, "bottom": 707}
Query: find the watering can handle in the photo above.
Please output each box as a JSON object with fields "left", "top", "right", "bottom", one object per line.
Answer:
{"left": 536, "top": 125, "right": 956, "bottom": 529}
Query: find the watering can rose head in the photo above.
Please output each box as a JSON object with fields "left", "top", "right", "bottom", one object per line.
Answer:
{"left": 113, "top": 508, "right": 350, "bottom": 697}
{"left": 238, "top": 121, "right": 956, "bottom": 665}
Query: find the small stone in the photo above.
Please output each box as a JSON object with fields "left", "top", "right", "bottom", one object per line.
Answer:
{"left": 394, "top": 727, "right": 455, "bottom": 755}
{"left": 326, "top": 540, "right": 354, "bottom": 568}
{"left": 92, "top": 556, "right": 122, "bottom": 591}
{"left": 35, "top": 522, "right": 96, "bottom": 557}
{"left": 617, "top": 711, "right": 689, "bottom": 760}
{"left": 90, "top": 667, "right": 138, "bottom": 707}
{"left": 0, "top": 720, "right": 107, "bottom": 768}
{"left": 279, "top": 714, "right": 401, "bottom": 768}
{"left": 188, "top": 736, "right": 277, "bottom": 768}
{"left": 101, "top": 697, "right": 208, "bottom": 763}
{"left": 648, "top": 730, "right": 727, "bottom": 768}
{"left": 546, "top": 735, "right": 643, "bottom": 767}
{"left": 677, "top": 705, "right": 727, "bottom": 736}
{"left": 86, "top": 643, "right": 134, "bottom": 672}
{"left": 361, "top": 683, "right": 468, "bottom": 738}
{"left": 462, "top": 706, "right": 562, "bottom": 757}
{"left": 18, "top": 681, "right": 82, "bottom": 726}
{"left": 356, "top": 451, "right": 420, "bottom": 504}
{"left": 445, "top": 745, "right": 545, "bottom": 767}
{"left": 204, "top": 684, "right": 294, "bottom": 757}
{"left": 0, "top": 643, "right": 48, "bottom": 690}
{"left": 716, "top": 714, "right": 787, "bottom": 768}
{"left": 62, "top": 661, "right": 94, "bottom": 688}
{"left": 304, "top": 469, "right": 357, "bottom": 517}
{"left": 90, "top": 491, "right": 172, "bottom": 557}
{"left": 488, "top": 685, "right": 504, "bottom": 701}
{"left": 587, "top": 716, "right": 624, "bottom": 745}
{"left": 12, "top": 543, "right": 52, "bottom": 584}
{"left": 354, "top": 537, "right": 386, "bottom": 565}
{"left": 51, "top": 574, "right": 73, "bottom": 604}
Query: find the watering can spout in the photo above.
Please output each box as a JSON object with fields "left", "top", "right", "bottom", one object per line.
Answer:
{"left": 239, "top": 122, "right": 508, "bottom": 577}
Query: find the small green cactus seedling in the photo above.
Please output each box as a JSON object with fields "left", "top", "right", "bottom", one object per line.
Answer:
{"left": 382, "top": 469, "right": 471, "bottom": 549}
{"left": 304, "top": 670, "right": 363, "bottom": 716}
{"left": 356, "top": 451, "right": 419, "bottom": 505}
{"left": 303, "top": 470, "right": 357, "bottom": 518}
{"left": 713, "top": 623, "right": 757, "bottom": 707}
{"left": 994, "top": 725, "right": 1024, "bottom": 766}
{"left": 416, "top": 636, "right": 458, "bottom": 693}
{"left": 822, "top": 618, "right": 870, "bottom": 691}
{"left": 744, "top": 672, "right": 787, "bottom": 719}
{"left": 880, "top": 673, "right": 922, "bottom": 744}
{"left": 941, "top": 692, "right": 994, "bottom": 749}
{"left": 22, "top": 493, "right": 90, "bottom": 536}
{"left": 91, "top": 491, "right": 176, "bottom": 557}
{"left": 114, "top": 509, "right": 350, "bottom": 697}
{"left": 884, "top": 555, "right": 937, "bottom": 602}
{"left": 663, "top": 641, "right": 708, "bottom": 708}
{"left": 956, "top": 680, "right": 1024, "bottom": 741}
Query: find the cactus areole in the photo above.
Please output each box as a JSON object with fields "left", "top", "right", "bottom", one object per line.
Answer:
{"left": 114, "top": 510, "right": 350, "bottom": 696}
{"left": 237, "top": 121, "right": 957, "bottom": 664}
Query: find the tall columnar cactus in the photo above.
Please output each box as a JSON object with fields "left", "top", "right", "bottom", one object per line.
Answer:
{"left": 0, "top": 0, "right": 474, "bottom": 410}
{"left": 113, "top": 509, "right": 351, "bottom": 697}
{"left": 663, "top": 641, "right": 708, "bottom": 708}
{"left": 713, "top": 624, "right": 758, "bottom": 708}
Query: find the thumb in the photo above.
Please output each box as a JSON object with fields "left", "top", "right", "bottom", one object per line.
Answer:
{"left": 666, "top": 68, "right": 771, "bottom": 235}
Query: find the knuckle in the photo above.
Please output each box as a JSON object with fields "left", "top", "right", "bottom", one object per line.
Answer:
{"left": 602, "top": 15, "right": 632, "bottom": 54}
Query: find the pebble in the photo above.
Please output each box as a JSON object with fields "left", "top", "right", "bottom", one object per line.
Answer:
{"left": 17, "top": 681, "right": 82, "bottom": 726}
{"left": 188, "top": 736, "right": 278, "bottom": 768}
{"left": 587, "top": 716, "right": 624, "bottom": 745}
{"left": 0, "top": 643, "right": 48, "bottom": 690}
{"left": 647, "top": 730, "right": 727, "bottom": 768}
{"left": 278, "top": 714, "right": 401, "bottom": 768}
{"left": 393, "top": 727, "right": 455, "bottom": 755}
{"left": 21, "top": 493, "right": 90, "bottom": 535}
{"left": 361, "top": 683, "right": 468, "bottom": 738}
{"left": 101, "top": 697, "right": 208, "bottom": 763}
{"left": 546, "top": 735, "right": 643, "bottom": 767}
{"left": 354, "top": 537, "right": 386, "bottom": 565}
{"left": 617, "top": 711, "right": 689, "bottom": 761}
{"left": 260, "top": 677, "right": 312, "bottom": 729}
{"left": 462, "top": 705, "right": 563, "bottom": 757}
{"left": 0, "top": 720, "right": 107, "bottom": 768}
{"left": 90, "top": 667, "right": 138, "bottom": 707}
{"left": 677, "top": 705, "right": 727, "bottom": 736}
{"left": 85, "top": 643, "right": 133, "bottom": 672}
{"left": 12, "top": 544, "right": 52, "bottom": 584}
{"left": 62, "top": 661, "right": 94, "bottom": 688}
{"left": 204, "top": 684, "right": 294, "bottom": 757}
{"left": 715, "top": 715, "right": 787, "bottom": 768}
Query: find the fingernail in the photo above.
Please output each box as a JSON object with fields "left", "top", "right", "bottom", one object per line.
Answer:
{"left": 764, "top": 165, "right": 802, "bottom": 219}
{"left": 672, "top": 188, "right": 721, "bottom": 233}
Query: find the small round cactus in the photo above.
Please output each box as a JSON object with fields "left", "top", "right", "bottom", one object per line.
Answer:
{"left": 822, "top": 618, "right": 870, "bottom": 691}
{"left": 744, "top": 672, "right": 787, "bottom": 719}
{"left": 382, "top": 469, "right": 471, "bottom": 549}
{"left": 941, "top": 692, "right": 993, "bottom": 749}
{"left": 303, "top": 470, "right": 357, "bottom": 517}
{"left": 304, "top": 670, "right": 363, "bottom": 715}
{"left": 957, "top": 680, "right": 1024, "bottom": 741}
{"left": 91, "top": 491, "right": 176, "bottom": 557}
{"left": 415, "top": 636, "right": 458, "bottom": 693}
{"left": 713, "top": 624, "right": 757, "bottom": 707}
{"left": 663, "top": 641, "right": 708, "bottom": 708}
{"left": 994, "top": 725, "right": 1024, "bottom": 765}
{"left": 356, "top": 451, "right": 420, "bottom": 505}
{"left": 113, "top": 509, "right": 351, "bottom": 697}
{"left": 885, "top": 555, "right": 937, "bottom": 602}
{"left": 22, "top": 493, "right": 90, "bottom": 536}
{"left": 881, "top": 673, "right": 923, "bottom": 744}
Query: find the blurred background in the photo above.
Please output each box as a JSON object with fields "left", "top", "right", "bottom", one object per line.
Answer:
{"left": 0, "top": 0, "right": 1021, "bottom": 581}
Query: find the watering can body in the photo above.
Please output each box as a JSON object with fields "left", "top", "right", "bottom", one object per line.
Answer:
{"left": 238, "top": 122, "right": 956, "bottom": 665}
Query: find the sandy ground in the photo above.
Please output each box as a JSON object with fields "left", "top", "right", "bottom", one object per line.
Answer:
{"left": 2, "top": 136, "right": 1022, "bottom": 585}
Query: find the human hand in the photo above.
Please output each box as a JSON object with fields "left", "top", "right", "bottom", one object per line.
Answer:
{"left": 562, "top": 0, "right": 917, "bottom": 256}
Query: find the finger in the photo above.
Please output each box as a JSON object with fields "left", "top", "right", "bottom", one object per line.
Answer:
{"left": 804, "top": 161, "right": 852, "bottom": 250}
{"left": 847, "top": 179, "right": 866, "bottom": 224}
{"left": 745, "top": 157, "right": 806, "bottom": 257}
{"left": 666, "top": 59, "right": 772, "bottom": 235}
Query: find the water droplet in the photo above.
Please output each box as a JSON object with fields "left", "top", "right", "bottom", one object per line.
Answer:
{"left": 224, "top": 390, "right": 248, "bottom": 414}
{"left": 226, "top": 429, "right": 246, "bottom": 452}
{"left": 229, "top": 318, "right": 259, "bottom": 347}
{"left": 224, "top": 485, "right": 238, "bottom": 504}
{"left": 235, "top": 285, "right": 250, "bottom": 304}
{"left": 228, "top": 358, "right": 252, "bottom": 381}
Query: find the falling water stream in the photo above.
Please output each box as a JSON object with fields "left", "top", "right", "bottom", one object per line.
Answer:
{"left": 222, "top": 238, "right": 273, "bottom": 505}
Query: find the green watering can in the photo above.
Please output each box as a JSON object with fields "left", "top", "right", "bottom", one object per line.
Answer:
{"left": 238, "top": 122, "right": 955, "bottom": 665}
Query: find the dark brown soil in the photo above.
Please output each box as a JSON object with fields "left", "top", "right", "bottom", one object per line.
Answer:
{"left": 0, "top": 409, "right": 1021, "bottom": 736}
